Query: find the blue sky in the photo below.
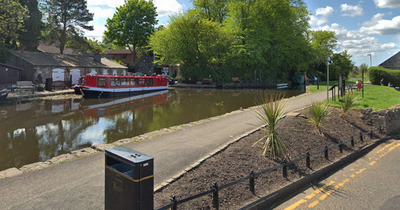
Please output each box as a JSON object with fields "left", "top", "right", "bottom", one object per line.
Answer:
{"left": 86, "top": 0, "right": 400, "bottom": 67}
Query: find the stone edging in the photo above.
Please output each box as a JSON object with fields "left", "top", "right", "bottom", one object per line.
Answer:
{"left": 0, "top": 106, "right": 254, "bottom": 180}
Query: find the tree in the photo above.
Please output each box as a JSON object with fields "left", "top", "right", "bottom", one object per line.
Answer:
{"left": 192, "top": 0, "right": 229, "bottom": 23}
{"left": 359, "top": 63, "right": 368, "bottom": 77}
{"left": 19, "top": 0, "right": 42, "bottom": 51}
{"left": 329, "top": 50, "right": 354, "bottom": 80}
{"left": 105, "top": 0, "right": 158, "bottom": 68}
{"left": 0, "top": 0, "right": 28, "bottom": 61}
{"left": 42, "top": 0, "right": 94, "bottom": 54}
{"left": 150, "top": 10, "right": 232, "bottom": 81}
{"left": 0, "top": 0, "right": 29, "bottom": 45}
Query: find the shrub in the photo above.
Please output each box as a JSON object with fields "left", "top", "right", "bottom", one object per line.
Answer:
{"left": 368, "top": 66, "right": 400, "bottom": 86}
{"left": 340, "top": 94, "right": 358, "bottom": 115}
{"left": 254, "top": 93, "right": 287, "bottom": 159}
{"left": 308, "top": 101, "right": 331, "bottom": 128}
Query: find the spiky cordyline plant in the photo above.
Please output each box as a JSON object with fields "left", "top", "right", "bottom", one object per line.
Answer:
{"left": 254, "top": 93, "right": 287, "bottom": 160}
{"left": 308, "top": 101, "right": 331, "bottom": 128}
{"left": 340, "top": 94, "right": 358, "bottom": 116}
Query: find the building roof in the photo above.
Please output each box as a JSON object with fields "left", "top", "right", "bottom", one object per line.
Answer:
{"left": 37, "top": 43, "right": 78, "bottom": 55}
{"left": 106, "top": 49, "right": 132, "bottom": 55}
{"left": 379, "top": 51, "right": 400, "bottom": 69}
{"left": 10, "top": 51, "right": 127, "bottom": 69}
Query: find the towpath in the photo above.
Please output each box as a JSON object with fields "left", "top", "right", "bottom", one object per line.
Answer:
{"left": 0, "top": 90, "right": 329, "bottom": 210}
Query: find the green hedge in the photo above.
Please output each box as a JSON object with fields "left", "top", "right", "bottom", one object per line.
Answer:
{"left": 368, "top": 66, "right": 400, "bottom": 86}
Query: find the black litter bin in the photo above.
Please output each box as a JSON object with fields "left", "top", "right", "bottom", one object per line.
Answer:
{"left": 105, "top": 146, "right": 154, "bottom": 210}
{"left": 45, "top": 78, "right": 53, "bottom": 91}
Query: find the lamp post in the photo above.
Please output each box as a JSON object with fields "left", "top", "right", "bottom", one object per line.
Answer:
{"left": 326, "top": 57, "right": 332, "bottom": 101}
{"left": 364, "top": 53, "right": 373, "bottom": 98}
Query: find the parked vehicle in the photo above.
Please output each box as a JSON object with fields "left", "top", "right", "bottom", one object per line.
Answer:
{"left": 0, "top": 88, "right": 10, "bottom": 100}
{"left": 309, "top": 75, "right": 319, "bottom": 84}
{"left": 134, "top": 72, "right": 146, "bottom": 76}
{"left": 79, "top": 74, "right": 168, "bottom": 98}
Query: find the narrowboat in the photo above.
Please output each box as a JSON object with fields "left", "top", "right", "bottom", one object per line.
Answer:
{"left": 0, "top": 89, "right": 10, "bottom": 100}
{"left": 79, "top": 74, "right": 168, "bottom": 98}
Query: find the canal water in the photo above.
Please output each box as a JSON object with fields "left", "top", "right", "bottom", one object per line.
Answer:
{"left": 0, "top": 88, "right": 303, "bottom": 171}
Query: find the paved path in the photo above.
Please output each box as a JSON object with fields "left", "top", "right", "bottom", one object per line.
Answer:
{"left": 0, "top": 91, "right": 329, "bottom": 210}
{"left": 276, "top": 139, "right": 400, "bottom": 210}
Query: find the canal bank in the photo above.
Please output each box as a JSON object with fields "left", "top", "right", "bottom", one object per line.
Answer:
{"left": 0, "top": 89, "right": 323, "bottom": 210}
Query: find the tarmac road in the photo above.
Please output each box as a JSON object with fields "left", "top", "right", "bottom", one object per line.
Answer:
{"left": 276, "top": 139, "right": 400, "bottom": 210}
{"left": 0, "top": 90, "right": 329, "bottom": 210}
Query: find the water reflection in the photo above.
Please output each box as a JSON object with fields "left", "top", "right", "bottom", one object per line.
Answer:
{"left": 0, "top": 88, "right": 302, "bottom": 171}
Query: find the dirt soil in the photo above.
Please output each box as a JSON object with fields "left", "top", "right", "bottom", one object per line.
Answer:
{"left": 154, "top": 107, "right": 385, "bottom": 209}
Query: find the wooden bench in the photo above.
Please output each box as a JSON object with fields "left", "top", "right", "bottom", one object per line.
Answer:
{"left": 346, "top": 84, "right": 358, "bottom": 92}
{"left": 202, "top": 78, "right": 212, "bottom": 84}
{"left": 232, "top": 77, "right": 241, "bottom": 83}
{"left": 16, "top": 81, "right": 35, "bottom": 94}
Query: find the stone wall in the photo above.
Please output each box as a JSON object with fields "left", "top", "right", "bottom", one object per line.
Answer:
{"left": 362, "top": 106, "right": 400, "bottom": 136}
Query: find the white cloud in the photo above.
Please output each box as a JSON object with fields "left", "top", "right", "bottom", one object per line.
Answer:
{"left": 313, "top": 22, "right": 398, "bottom": 66}
{"left": 360, "top": 15, "right": 400, "bottom": 35}
{"left": 310, "top": 6, "right": 334, "bottom": 26}
{"left": 154, "top": 0, "right": 182, "bottom": 17}
{"left": 373, "top": 0, "right": 400, "bottom": 8}
{"left": 316, "top": 6, "right": 334, "bottom": 16}
{"left": 340, "top": 4, "right": 363, "bottom": 17}
{"left": 88, "top": 7, "right": 115, "bottom": 19}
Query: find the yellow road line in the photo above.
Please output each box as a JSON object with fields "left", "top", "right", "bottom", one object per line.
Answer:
{"left": 356, "top": 168, "right": 366, "bottom": 175}
{"left": 284, "top": 199, "right": 307, "bottom": 210}
{"left": 369, "top": 161, "right": 377, "bottom": 166}
{"left": 377, "top": 142, "right": 396, "bottom": 154}
{"left": 308, "top": 200, "right": 319, "bottom": 208}
{"left": 305, "top": 181, "right": 335, "bottom": 200}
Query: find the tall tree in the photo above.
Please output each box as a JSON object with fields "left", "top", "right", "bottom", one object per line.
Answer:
{"left": 42, "top": 0, "right": 93, "bottom": 54}
{"left": 105, "top": 0, "right": 158, "bottom": 68}
{"left": 19, "top": 0, "right": 42, "bottom": 51}
{"left": 0, "top": 0, "right": 28, "bottom": 61}
{"left": 192, "top": 0, "right": 229, "bottom": 23}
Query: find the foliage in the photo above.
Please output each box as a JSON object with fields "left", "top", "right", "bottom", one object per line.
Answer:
{"left": 105, "top": 0, "right": 158, "bottom": 66}
{"left": 254, "top": 93, "right": 287, "bottom": 159}
{"left": 308, "top": 101, "right": 331, "bottom": 128}
{"left": 329, "top": 50, "right": 354, "bottom": 80}
{"left": 339, "top": 94, "right": 358, "bottom": 116}
{"left": 368, "top": 66, "right": 400, "bottom": 86}
{"left": 358, "top": 63, "right": 368, "bottom": 76}
{"left": 42, "top": 0, "right": 94, "bottom": 54}
{"left": 0, "top": 0, "right": 29, "bottom": 47}
{"left": 19, "top": 0, "right": 42, "bottom": 51}
{"left": 150, "top": 0, "right": 315, "bottom": 82}
{"left": 150, "top": 10, "right": 232, "bottom": 81}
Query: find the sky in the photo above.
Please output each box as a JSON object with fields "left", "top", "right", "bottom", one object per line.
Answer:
{"left": 85, "top": 0, "right": 400, "bottom": 67}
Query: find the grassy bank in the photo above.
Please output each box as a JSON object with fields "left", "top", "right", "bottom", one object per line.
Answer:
{"left": 329, "top": 84, "right": 400, "bottom": 110}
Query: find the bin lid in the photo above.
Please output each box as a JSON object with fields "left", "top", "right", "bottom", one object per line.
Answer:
{"left": 106, "top": 146, "right": 153, "bottom": 163}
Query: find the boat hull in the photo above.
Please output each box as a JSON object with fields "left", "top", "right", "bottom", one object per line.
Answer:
{"left": 81, "top": 86, "right": 168, "bottom": 98}
{"left": 0, "top": 89, "right": 9, "bottom": 100}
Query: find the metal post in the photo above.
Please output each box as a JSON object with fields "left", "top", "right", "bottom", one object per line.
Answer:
{"left": 339, "top": 141, "right": 343, "bottom": 153}
{"left": 171, "top": 195, "right": 177, "bottom": 210}
{"left": 249, "top": 171, "right": 255, "bottom": 195}
{"left": 370, "top": 130, "right": 373, "bottom": 139}
{"left": 327, "top": 64, "right": 329, "bottom": 102}
{"left": 306, "top": 152, "right": 311, "bottom": 168}
{"left": 212, "top": 182, "right": 219, "bottom": 210}
{"left": 351, "top": 136, "right": 355, "bottom": 147}
{"left": 360, "top": 132, "right": 364, "bottom": 142}
{"left": 282, "top": 159, "right": 288, "bottom": 178}
{"left": 324, "top": 146, "right": 329, "bottom": 160}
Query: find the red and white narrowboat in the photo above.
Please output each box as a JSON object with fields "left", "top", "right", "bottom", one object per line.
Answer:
{"left": 79, "top": 74, "right": 168, "bottom": 98}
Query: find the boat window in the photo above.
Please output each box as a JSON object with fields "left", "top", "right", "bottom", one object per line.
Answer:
{"left": 130, "top": 78, "right": 138, "bottom": 86}
{"left": 146, "top": 79, "right": 153, "bottom": 85}
{"left": 97, "top": 77, "right": 106, "bottom": 87}
{"left": 110, "top": 78, "right": 120, "bottom": 86}
{"left": 138, "top": 78, "right": 145, "bottom": 85}
{"left": 121, "top": 78, "right": 129, "bottom": 86}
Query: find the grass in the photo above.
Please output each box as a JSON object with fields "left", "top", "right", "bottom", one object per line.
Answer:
{"left": 329, "top": 84, "right": 400, "bottom": 111}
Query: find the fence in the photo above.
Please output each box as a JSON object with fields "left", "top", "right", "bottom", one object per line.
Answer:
{"left": 157, "top": 130, "right": 374, "bottom": 210}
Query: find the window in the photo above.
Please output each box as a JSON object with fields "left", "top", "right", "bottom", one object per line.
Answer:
{"left": 121, "top": 78, "right": 129, "bottom": 86}
{"left": 130, "top": 78, "right": 138, "bottom": 86}
{"left": 98, "top": 77, "right": 106, "bottom": 87}
{"left": 146, "top": 78, "right": 153, "bottom": 85}
{"left": 110, "top": 78, "right": 116, "bottom": 86}
{"left": 138, "top": 78, "right": 145, "bottom": 85}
